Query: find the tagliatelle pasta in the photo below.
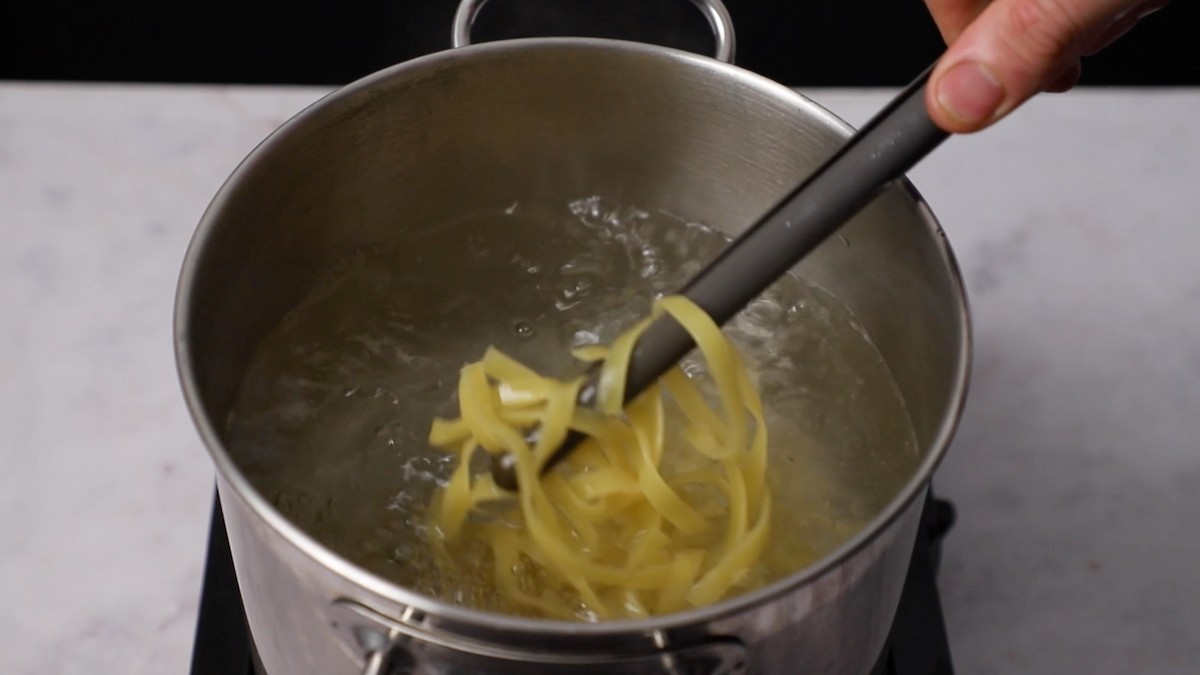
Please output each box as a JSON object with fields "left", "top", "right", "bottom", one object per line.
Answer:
{"left": 427, "top": 295, "right": 771, "bottom": 620}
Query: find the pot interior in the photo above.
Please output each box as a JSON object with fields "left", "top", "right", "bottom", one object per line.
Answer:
{"left": 179, "top": 39, "right": 968, "bottom": 621}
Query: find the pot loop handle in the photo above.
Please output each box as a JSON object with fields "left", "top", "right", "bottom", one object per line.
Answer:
{"left": 332, "top": 598, "right": 749, "bottom": 675}
{"left": 451, "top": 0, "right": 737, "bottom": 64}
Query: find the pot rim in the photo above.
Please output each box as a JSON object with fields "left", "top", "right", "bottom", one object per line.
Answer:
{"left": 174, "top": 36, "right": 972, "bottom": 638}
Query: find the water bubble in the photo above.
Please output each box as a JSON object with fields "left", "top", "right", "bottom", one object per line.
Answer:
{"left": 638, "top": 245, "right": 663, "bottom": 278}
{"left": 561, "top": 279, "right": 592, "bottom": 300}
{"left": 572, "top": 329, "right": 600, "bottom": 347}
{"left": 568, "top": 196, "right": 605, "bottom": 228}
{"left": 509, "top": 253, "right": 542, "bottom": 274}
{"left": 554, "top": 299, "right": 581, "bottom": 311}
{"left": 682, "top": 361, "right": 706, "bottom": 379}
{"left": 388, "top": 490, "right": 414, "bottom": 511}
{"left": 513, "top": 321, "right": 534, "bottom": 338}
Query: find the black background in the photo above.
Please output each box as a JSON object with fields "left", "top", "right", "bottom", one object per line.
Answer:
{"left": 2, "top": 0, "right": 1196, "bottom": 87}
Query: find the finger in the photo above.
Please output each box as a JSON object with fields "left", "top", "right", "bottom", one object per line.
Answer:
{"left": 926, "top": 0, "right": 1146, "bottom": 133}
{"left": 924, "top": 0, "right": 992, "bottom": 43}
{"left": 1044, "top": 60, "right": 1082, "bottom": 92}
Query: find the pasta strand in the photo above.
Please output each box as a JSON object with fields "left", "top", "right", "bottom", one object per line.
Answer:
{"left": 428, "top": 296, "right": 772, "bottom": 620}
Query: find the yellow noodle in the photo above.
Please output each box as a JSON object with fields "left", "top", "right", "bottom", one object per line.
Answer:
{"left": 499, "top": 407, "right": 543, "bottom": 427}
{"left": 428, "top": 295, "right": 772, "bottom": 620}
{"left": 655, "top": 549, "right": 706, "bottom": 614}
{"left": 597, "top": 316, "right": 653, "bottom": 415}
{"left": 626, "top": 524, "right": 671, "bottom": 569}
{"left": 428, "top": 417, "right": 469, "bottom": 446}
{"left": 496, "top": 380, "right": 549, "bottom": 407}
{"left": 687, "top": 499, "right": 772, "bottom": 607}
{"left": 571, "top": 345, "right": 608, "bottom": 362}
{"left": 482, "top": 346, "right": 542, "bottom": 382}
{"left": 433, "top": 439, "right": 475, "bottom": 539}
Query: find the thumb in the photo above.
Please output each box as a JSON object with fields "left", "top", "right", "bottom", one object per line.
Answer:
{"left": 926, "top": 0, "right": 1131, "bottom": 133}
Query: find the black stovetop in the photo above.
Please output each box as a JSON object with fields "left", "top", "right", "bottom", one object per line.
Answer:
{"left": 189, "top": 493, "right": 954, "bottom": 675}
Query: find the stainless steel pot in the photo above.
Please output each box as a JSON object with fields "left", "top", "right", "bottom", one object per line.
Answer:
{"left": 175, "top": 12, "right": 970, "bottom": 675}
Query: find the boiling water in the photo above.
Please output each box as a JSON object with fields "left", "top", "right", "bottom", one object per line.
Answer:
{"left": 226, "top": 197, "right": 919, "bottom": 618}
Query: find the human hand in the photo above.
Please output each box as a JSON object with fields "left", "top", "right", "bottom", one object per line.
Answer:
{"left": 923, "top": 0, "right": 1170, "bottom": 132}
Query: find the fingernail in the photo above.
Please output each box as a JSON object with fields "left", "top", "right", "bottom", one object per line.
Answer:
{"left": 936, "top": 61, "right": 1006, "bottom": 125}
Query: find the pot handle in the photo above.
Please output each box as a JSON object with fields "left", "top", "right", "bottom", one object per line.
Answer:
{"left": 450, "top": 0, "right": 737, "bottom": 64}
{"left": 331, "top": 598, "right": 749, "bottom": 675}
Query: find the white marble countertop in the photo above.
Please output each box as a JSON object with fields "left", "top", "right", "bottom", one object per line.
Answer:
{"left": 1, "top": 82, "right": 1197, "bottom": 674}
